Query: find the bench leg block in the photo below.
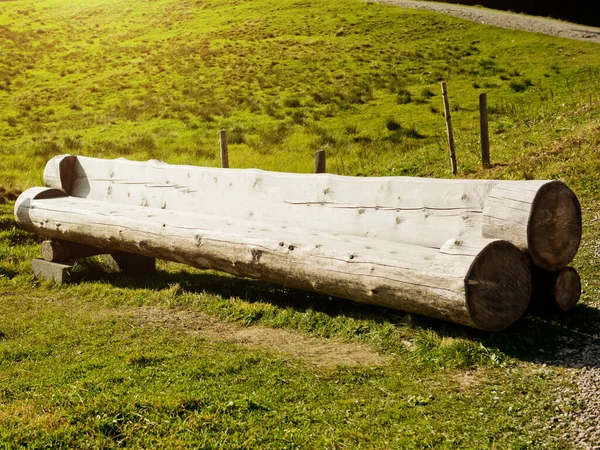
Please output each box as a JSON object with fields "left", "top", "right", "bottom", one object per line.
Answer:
{"left": 31, "top": 258, "right": 75, "bottom": 284}
{"left": 102, "top": 252, "right": 156, "bottom": 276}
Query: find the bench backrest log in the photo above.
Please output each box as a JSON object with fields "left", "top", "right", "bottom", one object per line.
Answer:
{"left": 44, "top": 155, "right": 493, "bottom": 249}
{"left": 43, "top": 154, "right": 581, "bottom": 270}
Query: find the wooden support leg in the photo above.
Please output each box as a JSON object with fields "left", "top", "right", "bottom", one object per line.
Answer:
{"left": 41, "top": 239, "right": 104, "bottom": 262}
{"left": 531, "top": 266, "right": 581, "bottom": 312}
{"left": 102, "top": 251, "right": 156, "bottom": 277}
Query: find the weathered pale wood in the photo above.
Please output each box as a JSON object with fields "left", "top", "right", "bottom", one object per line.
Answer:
{"left": 441, "top": 81, "right": 457, "bottom": 175}
{"left": 315, "top": 150, "right": 326, "bottom": 174}
{"left": 479, "top": 93, "right": 490, "bottom": 169}
{"left": 15, "top": 189, "right": 531, "bottom": 331}
{"left": 41, "top": 155, "right": 581, "bottom": 270}
{"left": 43, "top": 154, "right": 77, "bottom": 193}
{"left": 532, "top": 266, "right": 581, "bottom": 312}
{"left": 220, "top": 130, "right": 229, "bottom": 169}
{"left": 482, "top": 180, "right": 581, "bottom": 271}
{"left": 41, "top": 239, "right": 104, "bottom": 262}
{"left": 42, "top": 155, "right": 497, "bottom": 249}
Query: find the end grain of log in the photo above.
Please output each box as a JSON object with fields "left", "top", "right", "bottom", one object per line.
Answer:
{"left": 532, "top": 266, "right": 581, "bottom": 312}
{"left": 465, "top": 240, "right": 531, "bottom": 332}
{"left": 528, "top": 181, "right": 582, "bottom": 272}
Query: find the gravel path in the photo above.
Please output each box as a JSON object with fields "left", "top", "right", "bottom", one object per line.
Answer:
{"left": 374, "top": 0, "right": 600, "bottom": 44}
{"left": 371, "top": 3, "right": 600, "bottom": 447}
{"left": 552, "top": 336, "right": 600, "bottom": 449}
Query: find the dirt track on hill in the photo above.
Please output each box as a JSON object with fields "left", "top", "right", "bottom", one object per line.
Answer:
{"left": 373, "top": 0, "right": 600, "bottom": 44}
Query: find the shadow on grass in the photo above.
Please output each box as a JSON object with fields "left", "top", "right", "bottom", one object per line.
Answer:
{"left": 83, "top": 263, "right": 600, "bottom": 369}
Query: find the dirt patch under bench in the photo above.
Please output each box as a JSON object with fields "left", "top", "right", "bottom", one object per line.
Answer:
{"left": 129, "top": 307, "right": 388, "bottom": 369}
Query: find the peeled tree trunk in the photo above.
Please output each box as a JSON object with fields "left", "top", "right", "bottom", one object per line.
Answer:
{"left": 42, "top": 155, "right": 582, "bottom": 271}
{"left": 15, "top": 187, "right": 531, "bottom": 331}
{"left": 15, "top": 155, "right": 583, "bottom": 331}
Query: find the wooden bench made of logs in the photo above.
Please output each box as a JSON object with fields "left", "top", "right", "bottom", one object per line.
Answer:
{"left": 15, "top": 155, "right": 582, "bottom": 331}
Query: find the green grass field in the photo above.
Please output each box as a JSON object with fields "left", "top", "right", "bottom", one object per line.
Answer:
{"left": 1, "top": 0, "right": 600, "bottom": 447}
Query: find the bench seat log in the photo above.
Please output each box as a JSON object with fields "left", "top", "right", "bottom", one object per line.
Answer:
{"left": 15, "top": 188, "right": 531, "bottom": 331}
{"left": 15, "top": 155, "right": 583, "bottom": 330}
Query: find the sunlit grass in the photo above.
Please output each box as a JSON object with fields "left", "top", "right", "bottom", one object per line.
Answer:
{"left": 1, "top": 0, "right": 599, "bottom": 190}
{"left": 1, "top": 0, "right": 600, "bottom": 446}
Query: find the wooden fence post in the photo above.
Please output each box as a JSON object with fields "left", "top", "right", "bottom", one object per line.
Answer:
{"left": 479, "top": 93, "right": 490, "bottom": 169}
{"left": 314, "top": 149, "right": 326, "bottom": 173}
{"left": 441, "top": 81, "right": 457, "bottom": 175}
{"left": 220, "top": 130, "right": 229, "bottom": 169}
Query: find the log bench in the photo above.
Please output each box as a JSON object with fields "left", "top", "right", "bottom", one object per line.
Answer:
{"left": 15, "top": 155, "right": 582, "bottom": 331}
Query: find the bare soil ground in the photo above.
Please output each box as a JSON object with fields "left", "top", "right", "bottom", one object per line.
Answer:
{"left": 130, "top": 307, "right": 388, "bottom": 369}
{"left": 374, "top": 0, "right": 600, "bottom": 44}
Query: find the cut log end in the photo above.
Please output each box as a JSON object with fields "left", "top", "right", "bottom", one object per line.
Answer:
{"left": 532, "top": 266, "right": 581, "bottom": 312}
{"left": 528, "top": 181, "right": 582, "bottom": 272}
{"left": 555, "top": 267, "right": 581, "bottom": 311}
{"left": 466, "top": 240, "right": 532, "bottom": 332}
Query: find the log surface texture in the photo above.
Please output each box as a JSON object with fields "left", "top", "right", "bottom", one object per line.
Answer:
{"left": 16, "top": 189, "right": 530, "bottom": 331}
{"left": 15, "top": 155, "right": 582, "bottom": 330}
{"left": 41, "top": 155, "right": 581, "bottom": 264}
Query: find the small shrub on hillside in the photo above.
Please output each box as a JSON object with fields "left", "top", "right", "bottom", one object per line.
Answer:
{"left": 385, "top": 117, "right": 401, "bottom": 131}
{"left": 309, "top": 124, "right": 339, "bottom": 147}
{"left": 63, "top": 136, "right": 83, "bottom": 150}
{"left": 264, "top": 102, "right": 283, "bottom": 119}
{"left": 311, "top": 91, "right": 335, "bottom": 105}
{"left": 488, "top": 99, "right": 519, "bottom": 116}
{"left": 283, "top": 97, "right": 301, "bottom": 108}
{"left": 5, "top": 117, "right": 17, "bottom": 127}
{"left": 228, "top": 127, "right": 246, "bottom": 145}
{"left": 131, "top": 134, "right": 157, "bottom": 151}
{"left": 420, "top": 87, "right": 435, "bottom": 98}
{"left": 402, "top": 125, "right": 424, "bottom": 139}
{"left": 290, "top": 109, "right": 307, "bottom": 124}
{"left": 509, "top": 80, "right": 528, "bottom": 92}
{"left": 353, "top": 135, "right": 372, "bottom": 143}
{"left": 396, "top": 88, "right": 412, "bottom": 104}
{"left": 344, "top": 124, "right": 359, "bottom": 135}
{"left": 34, "top": 140, "right": 62, "bottom": 158}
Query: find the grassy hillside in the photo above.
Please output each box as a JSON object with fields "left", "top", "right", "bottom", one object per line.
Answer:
{"left": 1, "top": 0, "right": 599, "bottom": 189}
{"left": 1, "top": 0, "right": 600, "bottom": 447}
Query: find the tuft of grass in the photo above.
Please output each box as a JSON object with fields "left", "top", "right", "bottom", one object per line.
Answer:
{"left": 385, "top": 117, "right": 402, "bottom": 131}
{"left": 396, "top": 88, "right": 413, "bottom": 104}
